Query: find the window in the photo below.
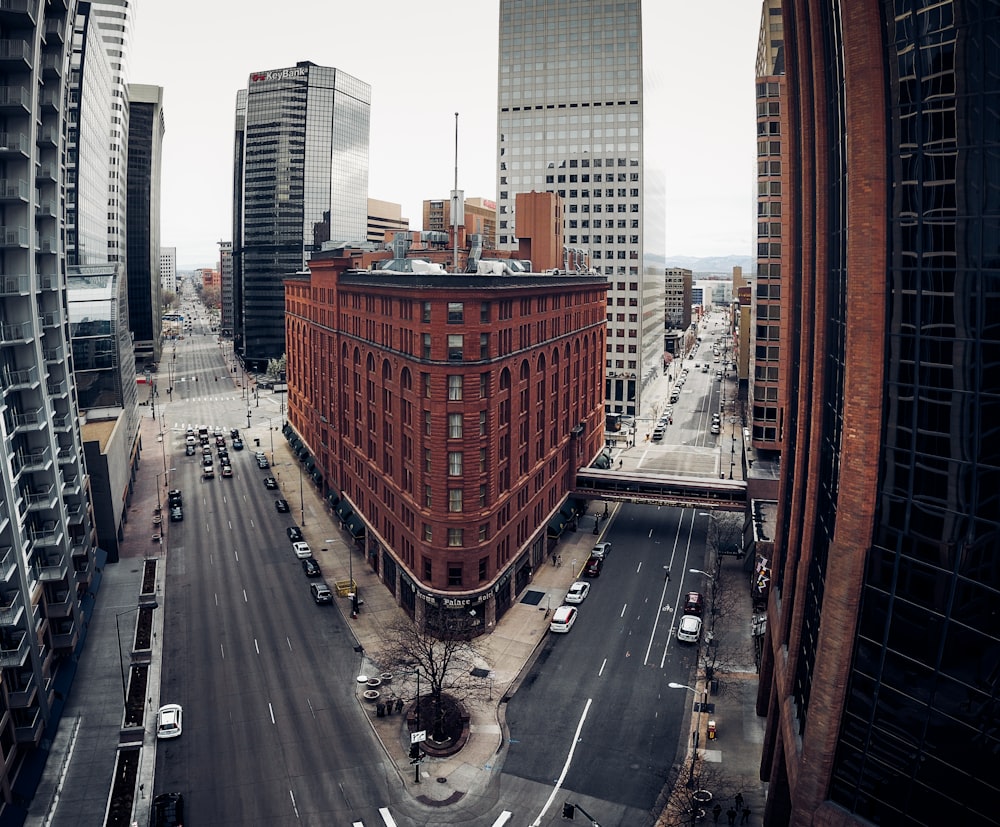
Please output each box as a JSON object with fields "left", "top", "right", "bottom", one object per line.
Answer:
{"left": 425, "top": 449, "right": 432, "bottom": 473}
{"left": 425, "top": 485, "right": 432, "bottom": 508}
{"left": 449, "top": 488, "right": 463, "bottom": 512}
{"left": 479, "top": 524, "right": 489, "bottom": 542}
{"left": 447, "top": 302, "right": 464, "bottom": 323}
{"left": 423, "top": 333, "right": 432, "bottom": 359}
{"left": 447, "top": 562, "right": 463, "bottom": 585}
{"left": 448, "top": 334, "right": 464, "bottom": 360}
{"left": 448, "top": 530, "right": 464, "bottom": 548}
{"left": 448, "top": 413, "right": 463, "bottom": 438}
{"left": 480, "top": 372, "right": 489, "bottom": 398}
{"left": 448, "top": 374, "right": 463, "bottom": 400}
{"left": 423, "top": 555, "right": 432, "bottom": 580}
{"left": 480, "top": 333, "right": 489, "bottom": 359}
{"left": 479, "top": 556, "right": 488, "bottom": 581}
{"left": 448, "top": 452, "right": 463, "bottom": 476}
{"left": 424, "top": 410, "right": 432, "bottom": 436}
{"left": 423, "top": 523, "right": 432, "bottom": 542}
{"left": 479, "top": 410, "right": 487, "bottom": 435}
{"left": 480, "top": 302, "right": 491, "bottom": 323}
{"left": 422, "top": 302, "right": 431, "bottom": 323}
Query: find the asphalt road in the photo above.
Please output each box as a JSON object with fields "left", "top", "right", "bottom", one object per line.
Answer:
{"left": 153, "top": 307, "right": 404, "bottom": 825}
{"left": 502, "top": 502, "right": 711, "bottom": 826}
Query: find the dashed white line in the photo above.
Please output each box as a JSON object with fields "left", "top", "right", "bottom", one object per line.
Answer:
{"left": 598, "top": 658, "right": 607, "bottom": 677}
{"left": 491, "top": 812, "right": 513, "bottom": 827}
{"left": 620, "top": 603, "right": 627, "bottom": 617}
{"left": 268, "top": 702, "right": 275, "bottom": 724}
{"left": 289, "top": 789, "right": 300, "bottom": 819}
{"left": 254, "top": 638, "right": 260, "bottom": 655}
{"left": 379, "top": 807, "right": 398, "bottom": 827}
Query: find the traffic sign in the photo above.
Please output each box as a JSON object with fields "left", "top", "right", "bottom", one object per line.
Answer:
{"left": 410, "top": 729, "right": 427, "bottom": 744}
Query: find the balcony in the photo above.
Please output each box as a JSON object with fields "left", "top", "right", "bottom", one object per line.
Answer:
{"left": 0, "top": 320, "right": 31, "bottom": 345}
{"left": 61, "top": 473, "right": 80, "bottom": 496}
{"left": 2, "top": 363, "right": 37, "bottom": 388}
{"left": 51, "top": 412, "right": 71, "bottom": 431}
{"left": 38, "top": 89, "right": 59, "bottom": 111}
{"left": 40, "top": 310, "right": 60, "bottom": 329}
{"left": 13, "top": 446, "right": 50, "bottom": 474}
{"left": 13, "top": 708, "right": 42, "bottom": 744}
{"left": 45, "top": 588, "right": 73, "bottom": 619}
{"left": 0, "top": 591, "right": 23, "bottom": 626}
{"left": 0, "top": 1, "right": 37, "bottom": 22}
{"left": 39, "top": 273, "right": 59, "bottom": 290}
{"left": 36, "top": 163, "right": 56, "bottom": 182}
{"left": 0, "top": 132, "right": 29, "bottom": 156}
{"left": 0, "top": 547, "right": 16, "bottom": 582}
{"left": 0, "top": 40, "right": 31, "bottom": 67}
{"left": 36, "top": 126, "right": 58, "bottom": 147}
{"left": 0, "top": 633, "right": 30, "bottom": 668}
{"left": 0, "top": 178, "right": 28, "bottom": 202}
{"left": 7, "top": 673, "right": 37, "bottom": 709}
{"left": 37, "top": 235, "right": 57, "bottom": 255}
{"left": 29, "top": 521, "right": 62, "bottom": 548}
{"left": 46, "top": 379, "right": 66, "bottom": 398}
{"left": 40, "top": 52, "right": 61, "bottom": 78}
{"left": 8, "top": 407, "right": 44, "bottom": 433}
{"left": 65, "top": 500, "right": 84, "bottom": 524}
{"left": 43, "top": 16, "right": 64, "bottom": 42}
{"left": 23, "top": 484, "right": 57, "bottom": 512}
{"left": 0, "top": 85, "right": 30, "bottom": 113}
{"left": 0, "top": 225, "right": 29, "bottom": 248}
{"left": 0, "top": 273, "right": 29, "bottom": 296}
{"left": 36, "top": 200, "right": 57, "bottom": 218}
{"left": 50, "top": 620, "right": 76, "bottom": 650}
{"left": 43, "top": 346, "right": 61, "bottom": 363}
{"left": 56, "top": 445, "right": 73, "bottom": 464}
{"left": 35, "top": 553, "right": 68, "bottom": 582}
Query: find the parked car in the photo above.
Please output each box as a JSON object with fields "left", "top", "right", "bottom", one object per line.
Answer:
{"left": 169, "top": 505, "right": 183, "bottom": 522}
{"left": 683, "top": 592, "right": 705, "bottom": 616}
{"left": 677, "top": 614, "right": 703, "bottom": 644}
{"left": 549, "top": 605, "right": 578, "bottom": 633}
{"left": 257, "top": 458, "right": 270, "bottom": 469}
{"left": 591, "top": 542, "right": 611, "bottom": 559}
{"left": 710, "top": 422, "right": 720, "bottom": 434}
{"left": 167, "top": 489, "right": 182, "bottom": 505}
{"left": 301, "top": 557, "right": 322, "bottom": 577}
{"left": 263, "top": 477, "right": 278, "bottom": 490}
{"left": 150, "top": 792, "right": 184, "bottom": 827}
{"left": 156, "top": 704, "right": 183, "bottom": 739}
{"left": 287, "top": 526, "right": 303, "bottom": 542}
{"left": 275, "top": 499, "right": 290, "bottom": 513}
{"left": 565, "top": 581, "right": 590, "bottom": 604}
{"left": 583, "top": 555, "right": 603, "bottom": 577}
{"left": 310, "top": 582, "right": 333, "bottom": 604}
{"left": 293, "top": 541, "right": 312, "bottom": 559}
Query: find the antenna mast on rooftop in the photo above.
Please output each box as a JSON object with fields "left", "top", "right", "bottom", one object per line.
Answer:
{"left": 451, "top": 112, "right": 463, "bottom": 273}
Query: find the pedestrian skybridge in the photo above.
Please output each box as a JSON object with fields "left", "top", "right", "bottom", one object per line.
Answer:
{"left": 574, "top": 468, "right": 747, "bottom": 511}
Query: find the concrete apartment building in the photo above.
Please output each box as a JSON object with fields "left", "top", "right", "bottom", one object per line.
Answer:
{"left": 422, "top": 196, "right": 497, "bottom": 253}
{"left": 160, "top": 246, "right": 177, "bottom": 295}
{"left": 217, "top": 241, "right": 233, "bottom": 336}
{"left": 0, "top": 2, "right": 99, "bottom": 810}
{"left": 757, "top": 2, "right": 1000, "bottom": 825}
{"left": 284, "top": 249, "right": 607, "bottom": 634}
{"left": 367, "top": 198, "right": 408, "bottom": 246}
{"left": 495, "top": 0, "right": 665, "bottom": 419}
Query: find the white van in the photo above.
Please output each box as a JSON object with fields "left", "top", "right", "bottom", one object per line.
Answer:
{"left": 652, "top": 426, "right": 665, "bottom": 441}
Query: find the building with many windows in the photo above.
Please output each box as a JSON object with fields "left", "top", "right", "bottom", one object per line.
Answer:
{"left": 757, "top": 2, "right": 1000, "bottom": 824}
{"left": 496, "top": 0, "right": 664, "bottom": 418}
{"left": 0, "top": 2, "right": 98, "bottom": 808}
{"left": 160, "top": 246, "right": 177, "bottom": 295}
{"left": 366, "top": 199, "right": 408, "bottom": 247}
{"left": 232, "top": 62, "right": 371, "bottom": 369}
{"left": 284, "top": 249, "right": 607, "bottom": 634}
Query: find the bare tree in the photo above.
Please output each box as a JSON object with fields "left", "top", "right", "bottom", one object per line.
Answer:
{"left": 379, "top": 605, "right": 484, "bottom": 742}
{"left": 707, "top": 512, "right": 743, "bottom": 560}
{"left": 657, "top": 753, "right": 744, "bottom": 827}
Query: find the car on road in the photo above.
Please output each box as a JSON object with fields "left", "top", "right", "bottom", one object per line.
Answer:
{"left": 677, "top": 614, "right": 703, "bottom": 644}
{"left": 583, "top": 555, "right": 603, "bottom": 577}
{"left": 221, "top": 465, "right": 233, "bottom": 478}
{"left": 263, "top": 477, "right": 278, "bottom": 490}
{"left": 549, "top": 605, "right": 578, "bottom": 633}
{"left": 565, "top": 581, "right": 590, "bottom": 604}
{"left": 293, "top": 541, "right": 312, "bottom": 559}
{"left": 185, "top": 444, "right": 196, "bottom": 455}
{"left": 301, "top": 557, "right": 322, "bottom": 577}
{"left": 287, "top": 526, "right": 303, "bottom": 541}
{"left": 215, "top": 436, "right": 226, "bottom": 447}
{"left": 591, "top": 542, "right": 611, "bottom": 559}
{"left": 232, "top": 437, "right": 244, "bottom": 450}
{"left": 150, "top": 792, "right": 184, "bottom": 827}
{"left": 257, "top": 458, "right": 270, "bottom": 469}
{"left": 310, "top": 582, "right": 333, "bottom": 604}
{"left": 683, "top": 592, "right": 705, "bottom": 616}
{"left": 275, "top": 499, "right": 290, "bottom": 513}
{"left": 169, "top": 505, "right": 183, "bottom": 522}
{"left": 710, "top": 422, "right": 720, "bottom": 434}
{"left": 167, "top": 489, "right": 182, "bottom": 505}
{"left": 156, "top": 704, "right": 183, "bottom": 739}
{"left": 230, "top": 428, "right": 240, "bottom": 438}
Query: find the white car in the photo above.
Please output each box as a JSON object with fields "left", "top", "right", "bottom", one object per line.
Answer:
{"left": 591, "top": 542, "right": 611, "bottom": 559}
{"left": 677, "top": 614, "right": 703, "bottom": 644}
{"left": 156, "top": 703, "right": 183, "bottom": 739}
{"left": 549, "top": 605, "right": 578, "bottom": 633}
{"left": 293, "top": 541, "right": 312, "bottom": 559}
{"left": 565, "top": 581, "right": 591, "bottom": 604}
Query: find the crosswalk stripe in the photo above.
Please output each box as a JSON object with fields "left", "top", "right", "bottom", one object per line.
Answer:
{"left": 378, "top": 808, "right": 398, "bottom": 827}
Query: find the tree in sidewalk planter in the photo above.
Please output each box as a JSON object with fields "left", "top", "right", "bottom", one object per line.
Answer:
{"left": 380, "top": 603, "right": 486, "bottom": 744}
{"left": 265, "top": 354, "right": 287, "bottom": 382}
{"left": 656, "top": 752, "right": 747, "bottom": 827}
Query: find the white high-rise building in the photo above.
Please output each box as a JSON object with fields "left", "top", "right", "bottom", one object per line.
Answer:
{"left": 160, "top": 246, "right": 177, "bottom": 294}
{"left": 496, "top": 0, "right": 664, "bottom": 418}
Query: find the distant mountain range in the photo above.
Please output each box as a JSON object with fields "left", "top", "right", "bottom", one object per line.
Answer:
{"left": 661, "top": 254, "right": 755, "bottom": 276}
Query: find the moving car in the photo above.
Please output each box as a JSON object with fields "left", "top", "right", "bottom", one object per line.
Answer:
{"left": 263, "top": 477, "right": 278, "bottom": 490}
{"left": 286, "top": 526, "right": 303, "bottom": 542}
{"left": 310, "top": 582, "right": 333, "bottom": 604}
{"left": 591, "top": 542, "right": 612, "bottom": 559}
{"left": 185, "top": 444, "right": 196, "bottom": 456}
{"left": 169, "top": 505, "right": 183, "bottom": 522}
{"left": 232, "top": 437, "right": 244, "bottom": 450}
{"left": 583, "top": 555, "right": 603, "bottom": 577}
{"left": 565, "top": 581, "right": 590, "bottom": 604}
{"left": 275, "top": 499, "right": 290, "bottom": 513}
{"left": 221, "top": 465, "right": 233, "bottom": 478}
{"left": 301, "top": 557, "right": 322, "bottom": 577}
{"left": 293, "top": 541, "right": 312, "bottom": 559}
{"left": 156, "top": 704, "right": 183, "bottom": 739}
{"left": 230, "top": 428, "right": 240, "bottom": 438}
{"left": 677, "top": 614, "right": 703, "bottom": 644}
{"left": 549, "top": 605, "right": 578, "bottom": 633}
{"left": 256, "top": 457, "right": 270, "bottom": 469}
{"left": 150, "top": 792, "right": 184, "bottom": 827}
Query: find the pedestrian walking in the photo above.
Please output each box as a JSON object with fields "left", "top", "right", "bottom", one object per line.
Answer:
{"left": 712, "top": 803, "right": 723, "bottom": 824}
{"left": 741, "top": 806, "right": 751, "bottom": 824}
{"left": 735, "top": 792, "right": 745, "bottom": 812}
{"left": 726, "top": 807, "right": 737, "bottom": 826}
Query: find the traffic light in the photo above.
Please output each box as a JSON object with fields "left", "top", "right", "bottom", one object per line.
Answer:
{"left": 409, "top": 743, "right": 420, "bottom": 760}
{"left": 561, "top": 802, "right": 575, "bottom": 819}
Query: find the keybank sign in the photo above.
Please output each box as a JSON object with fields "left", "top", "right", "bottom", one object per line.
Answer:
{"left": 250, "top": 66, "right": 308, "bottom": 83}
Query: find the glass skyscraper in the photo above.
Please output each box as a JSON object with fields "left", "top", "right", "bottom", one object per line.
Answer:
{"left": 233, "top": 62, "right": 371, "bottom": 368}
{"left": 495, "top": 0, "right": 665, "bottom": 418}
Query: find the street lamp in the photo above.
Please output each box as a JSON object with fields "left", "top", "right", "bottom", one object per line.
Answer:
{"left": 669, "top": 682, "right": 707, "bottom": 788}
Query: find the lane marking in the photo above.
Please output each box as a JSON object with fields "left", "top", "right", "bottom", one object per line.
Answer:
{"left": 268, "top": 702, "right": 275, "bottom": 724}
{"left": 530, "top": 698, "right": 592, "bottom": 826}
{"left": 598, "top": 658, "right": 607, "bottom": 677}
{"left": 289, "top": 789, "right": 299, "bottom": 819}
{"left": 254, "top": 639, "right": 260, "bottom": 655}
{"left": 620, "top": 603, "right": 627, "bottom": 618}
{"left": 491, "top": 812, "right": 513, "bottom": 827}
{"left": 379, "top": 808, "right": 398, "bottom": 827}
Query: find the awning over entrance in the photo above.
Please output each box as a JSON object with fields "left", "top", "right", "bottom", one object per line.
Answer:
{"left": 326, "top": 489, "right": 340, "bottom": 507}
{"left": 335, "top": 500, "right": 353, "bottom": 522}
{"left": 547, "top": 514, "right": 567, "bottom": 537}
{"left": 346, "top": 514, "right": 365, "bottom": 538}
{"left": 305, "top": 457, "right": 316, "bottom": 471}
{"left": 559, "top": 504, "right": 576, "bottom": 521}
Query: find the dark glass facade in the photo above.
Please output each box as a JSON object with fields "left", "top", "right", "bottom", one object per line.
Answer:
{"left": 234, "top": 62, "right": 370, "bottom": 368}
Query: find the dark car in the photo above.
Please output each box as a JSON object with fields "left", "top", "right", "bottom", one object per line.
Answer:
{"left": 230, "top": 428, "right": 240, "bottom": 439}
{"left": 275, "top": 499, "right": 290, "bottom": 513}
{"left": 169, "top": 505, "right": 183, "bottom": 522}
{"left": 150, "top": 792, "right": 184, "bottom": 827}
{"left": 185, "top": 444, "right": 196, "bottom": 456}
{"left": 232, "top": 437, "right": 244, "bottom": 450}
{"left": 583, "top": 555, "right": 603, "bottom": 577}
{"left": 256, "top": 457, "right": 269, "bottom": 469}
{"left": 263, "top": 477, "right": 278, "bottom": 490}
{"left": 301, "top": 557, "right": 322, "bottom": 577}
{"left": 167, "top": 489, "right": 182, "bottom": 505}
{"left": 286, "top": 526, "right": 303, "bottom": 542}
{"left": 215, "top": 436, "right": 226, "bottom": 447}
{"left": 683, "top": 591, "right": 705, "bottom": 616}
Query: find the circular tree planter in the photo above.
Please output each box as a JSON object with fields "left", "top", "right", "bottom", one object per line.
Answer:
{"left": 363, "top": 689, "right": 380, "bottom": 703}
{"left": 366, "top": 677, "right": 381, "bottom": 689}
{"left": 380, "top": 672, "right": 393, "bottom": 684}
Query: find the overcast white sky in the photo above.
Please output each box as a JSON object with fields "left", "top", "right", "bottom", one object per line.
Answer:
{"left": 129, "top": 0, "right": 762, "bottom": 270}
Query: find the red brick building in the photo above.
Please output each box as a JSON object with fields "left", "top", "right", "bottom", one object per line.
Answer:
{"left": 284, "top": 249, "right": 607, "bottom": 634}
